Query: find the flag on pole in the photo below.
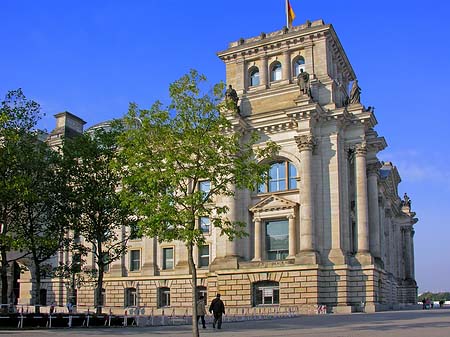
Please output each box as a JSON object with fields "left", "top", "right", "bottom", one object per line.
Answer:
{"left": 286, "top": 0, "right": 296, "bottom": 28}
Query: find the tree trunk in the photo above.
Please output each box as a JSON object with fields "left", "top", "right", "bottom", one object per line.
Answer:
{"left": 187, "top": 243, "right": 199, "bottom": 337}
{"left": 1, "top": 248, "right": 9, "bottom": 305}
{"left": 96, "top": 263, "right": 104, "bottom": 314}
{"left": 34, "top": 261, "right": 41, "bottom": 314}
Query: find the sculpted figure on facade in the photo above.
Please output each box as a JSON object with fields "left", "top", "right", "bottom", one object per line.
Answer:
{"left": 402, "top": 192, "right": 411, "bottom": 208}
{"left": 297, "top": 69, "right": 311, "bottom": 97}
{"left": 349, "top": 80, "right": 361, "bottom": 104}
{"left": 225, "top": 84, "right": 239, "bottom": 112}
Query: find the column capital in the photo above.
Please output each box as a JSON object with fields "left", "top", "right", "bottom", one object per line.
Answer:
{"left": 287, "top": 214, "right": 295, "bottom": 220}
{"left": 401, "top": 226, "right": 413, "bottom": 234}
{"left": 295, "top": 134, "right": 316, "bottom": 152}
{"left": 354, "top": 141, "right": 367, "bottom": 156}
{"left": 253, "top": 217, "right": 261, "bottom": 223}
{"left": 367, "top": 162, "right": 382, "bottom": 176}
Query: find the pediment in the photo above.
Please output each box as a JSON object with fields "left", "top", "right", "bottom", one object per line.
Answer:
{"left": 250, "top": 195, "right": 298, "bottom": 213}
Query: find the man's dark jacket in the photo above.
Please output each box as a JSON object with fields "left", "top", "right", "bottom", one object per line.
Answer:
{"left": 209, "top": 297, "right": 225, "bottom": 315}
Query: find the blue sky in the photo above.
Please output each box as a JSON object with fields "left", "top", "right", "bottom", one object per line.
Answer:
{"left": 1, "top": 1, "right": 449, "bottom": 293}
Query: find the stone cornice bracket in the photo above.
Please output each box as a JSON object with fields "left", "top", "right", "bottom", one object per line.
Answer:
{"left": 295, "top": 134, "right": 316, "bottom": 152}
{"left": 354, "top": 141, "right": 367, "bottom": 156}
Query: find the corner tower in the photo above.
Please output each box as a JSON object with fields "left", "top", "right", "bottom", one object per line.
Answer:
{"left": 217, "top": 20, "right": 417, "bottom": 312}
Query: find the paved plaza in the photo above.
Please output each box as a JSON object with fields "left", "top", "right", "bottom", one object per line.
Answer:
{"left": 0, "top": 309, "right": 449, "bottom": 337}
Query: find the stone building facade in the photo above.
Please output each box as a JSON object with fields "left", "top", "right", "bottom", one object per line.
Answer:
{"left": 17, "top": 20, "right": 418, "bottom": 314}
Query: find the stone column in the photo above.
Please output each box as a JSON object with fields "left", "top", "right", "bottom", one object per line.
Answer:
{"left": 367, "top": 162, "right": 381, "bottom": 260}
{"left": 282, "top": 50, "right": 291, "bottom": 83}
{"left": 294, "top": 135, "right": 319, "bottom": 264}
{"left": 288, "top": 214, "right": 296, "bottom": 258}
{"left": 354, "top": 142, "right": 372, "bottom": 263}
{"left": 225, "top": 187, "right": 238, "bottom": 257}
{"left": 260, "top": 56, "right": 268, "bottom": 88}
{"left": 253, "top": 217, "right": 262, "bottom": 261}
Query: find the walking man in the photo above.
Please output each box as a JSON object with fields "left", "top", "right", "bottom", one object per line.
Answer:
{"left": 209, "top": 293, "right": 225, "bottom": 329}
{"left": 197, "top": 295, "right": 207, "bottom": 329}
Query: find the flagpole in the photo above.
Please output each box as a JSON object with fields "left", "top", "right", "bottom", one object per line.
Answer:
{"left": 285, "top": 0, "right": 289, "bottom": 28}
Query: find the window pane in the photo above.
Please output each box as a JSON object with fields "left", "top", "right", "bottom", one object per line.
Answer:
{"left": 258, "top": 181, "right": 266, "bottom": 193}
{"left": 163, "top": 248, "right": 174, "bottom": 269}
{"left": 250, "top": 69, "right": 260, "bottom": 86}
{"left": 130, "top": 250, "right": 140, "bottom": 271}
{"left": 159, "top": 287, "right": 170, "bottom": 308}
{"left": 271, "top": 63, "right": 282, "bottom": 81}
{"left": 288, "top": 162, "right": 297, "bottom": 189}
{"left": 253, "top": 281, "right": 280, "bottom": 306}
{"left": 200, "top": 217, "right": 210, "bottom": 233}
{"left": 125, "top": 288, "right": 136, "bottom": 307}
{"left": 268, "top": 162, "right": 285, "bottom": 192}
{"left": 199, "top": 245, "right": 209, "bottom": 267}
{"left": 265, "top": 220, "right": 289, "bottom": 260}
{"left": 199, "top": 180, "right": 210, "bottom": 193}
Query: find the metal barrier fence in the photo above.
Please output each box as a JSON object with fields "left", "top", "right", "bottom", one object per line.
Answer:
{"left": 7, "top": 305, "right": 311, "bottom": 329}
{"left": 3, "top": 303, "right": 333, "bottom": 329}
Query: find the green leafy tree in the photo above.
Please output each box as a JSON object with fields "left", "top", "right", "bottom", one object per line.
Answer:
{"left": 118, "top": 70, "right": 278, "bottom": 337}
{"left": 0, "top": 89, "right": 43, "bottom": 306}
{"left": 62, "top": 126, "right": 137, "bottom": 314}
{"left": 12, "top": 132, "right": 70, "bottom": 313}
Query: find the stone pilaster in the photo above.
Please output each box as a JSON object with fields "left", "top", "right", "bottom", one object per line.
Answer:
{"left": 402, "top": 226, "right": 413, "bottom": 280}
{"left": 367, "top": 162, "right": 382, "bottom": 261}
{"left": 294, "top": 135, "right": 319, "bottom": 264}
{"left": 328, "top": 133, "right": 347, "bottom": 265}
{"left": 260, "top": 56, "right": 268, "bottom": 88}
{"left": 282, "top": 50, "right": 291, "bottom": 83}
{"left": 142, "top": 237, "right": 156, "bottom": 276}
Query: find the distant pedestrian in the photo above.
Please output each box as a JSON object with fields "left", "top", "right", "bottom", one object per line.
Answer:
{"left": 209, "top": 293, "right": 225, "bottom": 329}
{"left": 50, "top": 301, "right": 56, "bottom": 314}
{"left": 66, "top": 301, "right": 73, "bottom": 313}
{"left": 197, "top": 295, "right": 206, "bottom": 329}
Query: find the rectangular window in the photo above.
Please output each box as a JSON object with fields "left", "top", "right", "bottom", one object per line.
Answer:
{"left": 158, "top": 287, "right": 171, "bottom": 308}
{"left": 163, "top": 247, "right": 174, "bottom": 270}
{"left": 254, "top": 282, "right": 280, "bottom": 306}
{"left": 200, "top": 217, "right": 210, "bottom": 233}
{"left": 265, "top": 220, "right": 289, "bottom": 260}
{"left": 198, "top": 245, "right": 210, "bottom": 268}
{"left": 124, "top": 288, "right": 136, "bottom": 307}
{"left": 199, "top": 180, "right": 211, "bottom": 197}
{"left": 129, "top": 250, "right": 141, "bottom": 272}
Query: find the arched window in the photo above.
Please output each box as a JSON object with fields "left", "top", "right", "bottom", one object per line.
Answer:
{"left": 293, "top": 56, "right": 305, "bottom": 77}
{"left": 249, "top": 67, "right": 260, "bottom": 86}
{"left": 253, "top": 281, "right": 279, "bottom": 306}
{"left": 258, "top": 161, "right": 298, "bottom": 193}
{"left": 270, "top": 62, "right": 282, "bottom": 82}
